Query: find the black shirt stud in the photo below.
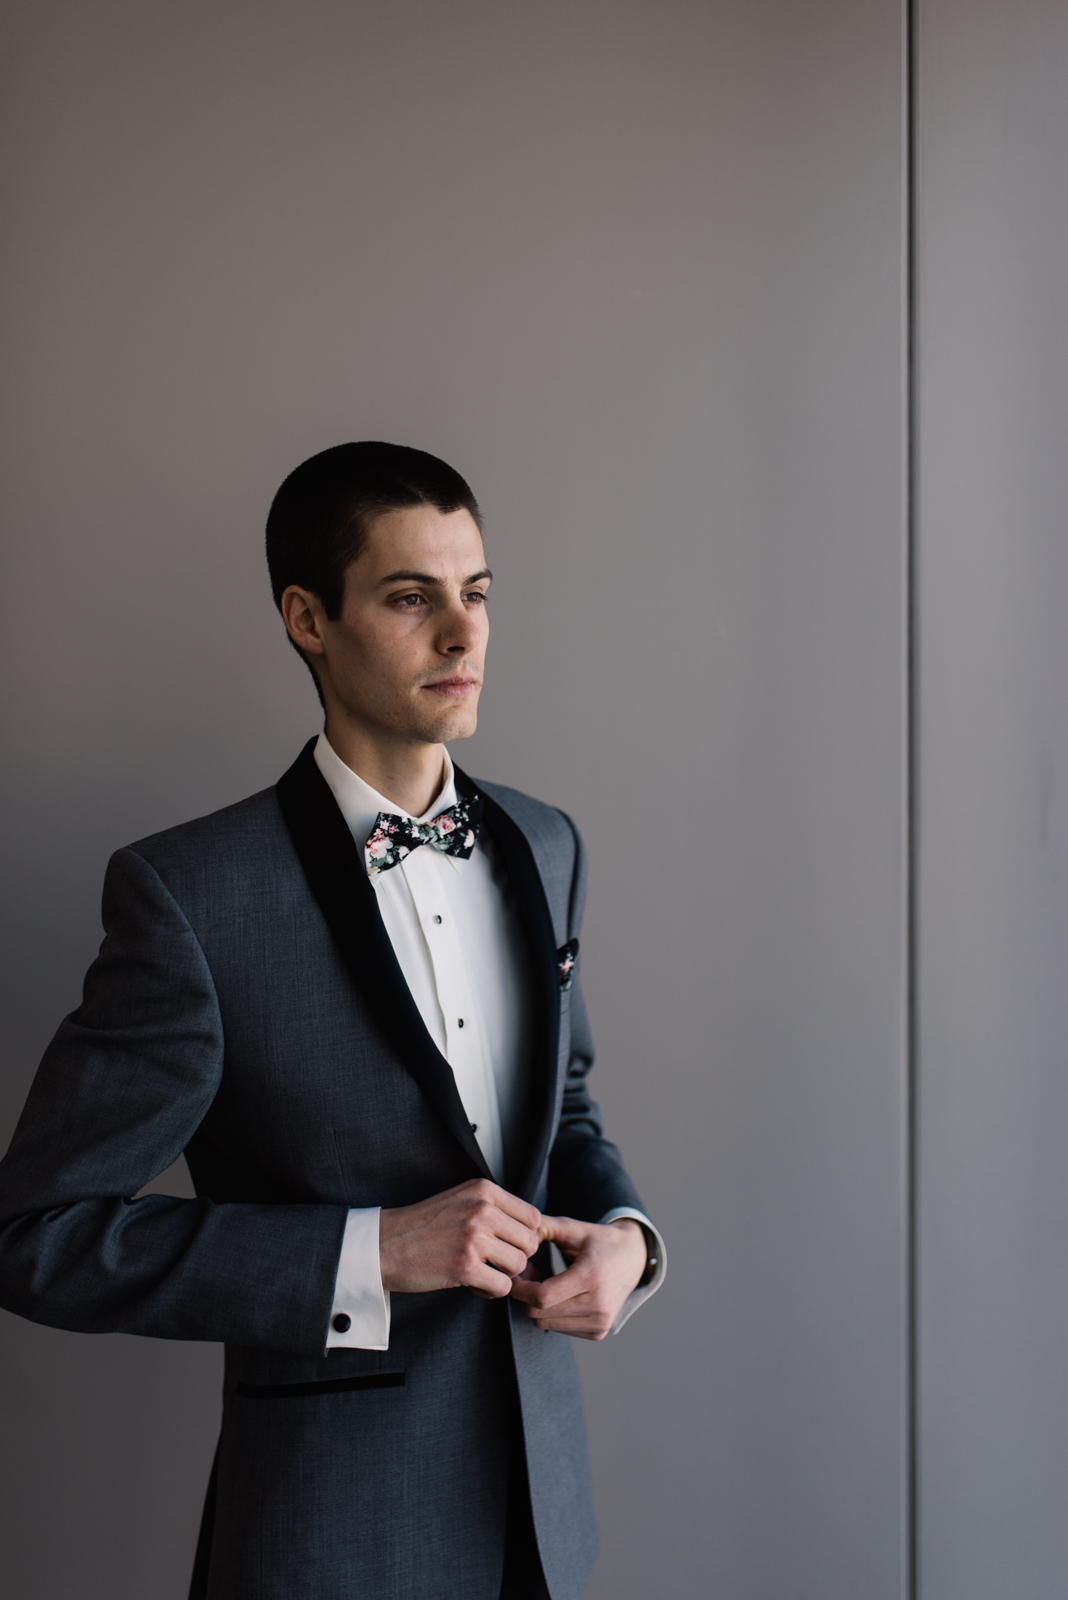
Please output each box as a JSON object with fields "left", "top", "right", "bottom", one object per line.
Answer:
{"left": 332, "top": 1313, "right": 352, "bottom": 1333}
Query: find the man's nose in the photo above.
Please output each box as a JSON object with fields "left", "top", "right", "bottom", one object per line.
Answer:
{"left": 439, "top": 601, "right": 481, "bottom": 655}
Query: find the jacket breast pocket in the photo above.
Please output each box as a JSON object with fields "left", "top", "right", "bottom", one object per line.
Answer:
{"left": 228, "top": 1345, "right": 405, "bottom": 1397}
{"left": 235, "top": 1369, "right": 405, "bottom": 1399}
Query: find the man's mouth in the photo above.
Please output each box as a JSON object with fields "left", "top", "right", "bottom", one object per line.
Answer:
{"left": 421, "top": 677, "right": 480, "bottom": 700}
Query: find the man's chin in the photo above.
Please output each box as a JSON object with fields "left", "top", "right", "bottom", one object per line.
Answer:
{"left": 411, "top": 702, "right": 479, "bottom": 745}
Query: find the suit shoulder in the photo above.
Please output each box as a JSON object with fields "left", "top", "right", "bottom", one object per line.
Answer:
{"left": 472, "top": 776, "right": 581, "bottom": 854}
{"left": 123, "top": 786, "right": 291, "bottom": 889}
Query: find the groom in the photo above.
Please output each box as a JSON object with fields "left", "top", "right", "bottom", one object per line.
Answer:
{"left": 0, "top": 442, "right": 663, "bottom": 1600}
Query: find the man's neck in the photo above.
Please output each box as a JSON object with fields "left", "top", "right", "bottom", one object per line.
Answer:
{"left": 322, "top": 719, "right": 447, "bottom": 818}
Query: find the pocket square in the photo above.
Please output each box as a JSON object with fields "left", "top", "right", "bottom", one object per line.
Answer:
{"left": 556, "top": 938, "right": 579, "bottom": 991}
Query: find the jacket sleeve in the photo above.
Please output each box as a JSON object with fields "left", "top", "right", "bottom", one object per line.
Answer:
{"left": 544, "top": 818, "right": 648, "bottom": 1223}
{"left": 0, "top": 847, "right": 347, "bottom": 1355}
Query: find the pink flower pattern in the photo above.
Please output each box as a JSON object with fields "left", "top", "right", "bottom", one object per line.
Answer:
{"left": 557, "top": 938, "right": 579, "bottom": 991}
{"left": 364, "top": 794, "right": 482, "bottom": 877}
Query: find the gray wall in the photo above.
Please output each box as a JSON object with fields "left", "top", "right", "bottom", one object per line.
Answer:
{"left": 1, "top": 2, "right": 910, "bottom": 1596}
{"left": 916, "top": 1, "right": 1068, "bottom": 1595}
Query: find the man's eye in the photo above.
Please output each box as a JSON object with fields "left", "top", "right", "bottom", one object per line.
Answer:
{"left": 395, "top": 593, "right": 426, "bottom": 608}
{"left": 465, "top": 591, "right": 487, "bottom": 604}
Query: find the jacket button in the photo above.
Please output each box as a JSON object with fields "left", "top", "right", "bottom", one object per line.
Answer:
{"left": 332, "top": 1313, "right": 352, "bottom": 1333}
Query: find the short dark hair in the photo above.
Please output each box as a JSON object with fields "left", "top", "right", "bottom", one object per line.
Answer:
{"left": 266, "top": 440, "right": 482, "bottom": 618}
{"left": 265, "top": 441, "right": 482, "bottom": 703}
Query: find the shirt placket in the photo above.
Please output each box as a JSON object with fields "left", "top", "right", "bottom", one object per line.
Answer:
{"left": 399, "top": 850, "right": 505, "bottom": 1180}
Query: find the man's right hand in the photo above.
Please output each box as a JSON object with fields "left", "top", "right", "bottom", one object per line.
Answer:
{"left": 379, "top": 1179, "right": 542, "bottom": 1297}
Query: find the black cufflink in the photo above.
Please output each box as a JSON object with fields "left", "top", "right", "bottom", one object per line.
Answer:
{"left": 332, "top": 1313, "right": 352, "bottom": 1333}
{"left": 637, "top": 1226, "right": 659, "bottom": 1288}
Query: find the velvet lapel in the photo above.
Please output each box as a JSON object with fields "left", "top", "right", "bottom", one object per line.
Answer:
{"left": 454, "top": 767, "right": 562, "bottom": 1201}
{"left": 276, "top": 740, "right": 491, "bottom": 1179}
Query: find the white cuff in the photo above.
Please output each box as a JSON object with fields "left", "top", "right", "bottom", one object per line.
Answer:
{"left": 599, "top": 1207, "right": 667, "bottom": 1335}
{"left": 326, "top": 1207, "right": 391, "bottom": 1349}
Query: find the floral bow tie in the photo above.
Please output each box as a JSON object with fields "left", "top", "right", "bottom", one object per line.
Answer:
{"left": 364, "top": 792, "right": 483, "bottom": 877}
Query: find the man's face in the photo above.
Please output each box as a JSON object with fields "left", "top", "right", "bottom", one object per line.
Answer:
{"left": 290, "top": 503, "right": 490, "bottom": 747}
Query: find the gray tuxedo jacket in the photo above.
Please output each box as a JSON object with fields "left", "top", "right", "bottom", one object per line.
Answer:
{"left": 0, "top": 741, "right": 646, "bottom": 1600}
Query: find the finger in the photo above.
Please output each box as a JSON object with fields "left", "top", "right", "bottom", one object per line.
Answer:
{"left": 527, "top": 1290, "right": 616, "bottom": 1326}
{"left": 436, "top": 1179, "right": 541, "bottom": 1230}
{"left": 507, "top": 1265, "right": 544, "bottom": 1296}
{"left": 480, "top": 1239, "right": 532, "bottom": 1280}
{"left": 528, "top": 1277, "right": 630, "bottom": 1335}
{"left": 513, "top": 1277, "right": 593, "bottom": 1314}
{"left": 457, "top": 1202, "right": 535, "bottom": 1286}
{"left": 525, "top": 1289, "right": 595, "bottom": 1319}
{"left": 485, "top": 1208, "right": 543, "bottom": 1260}
{"left": 457, "top": 1185, "right": 541, "bottom": 1259}
{"left": 522, "top": 1248, "right": 602, "bottom": 1307}
{"left": 536, "top": 1214, "right": 592, "bottom": 1250}
{"left": 509, "top": 1277, "right": 546, "bottom": 1305}
{"left": 529, "top": 1310, "right": 614, "bottom": 1340}
{"left": 521, "top": 1260, "right": 596, "bottom": 1312}
{"left": 535, "top": 1326, "right": 611, "bottom": 1341}
{"left": 463, "top": 1259, "right": 517, "bottom": 1298}
{"left": 529, "top": 1296, "right": 597, "bottom": 1320}
{"left": 472, "top": 1181, "right": 541, "bottom": 1235}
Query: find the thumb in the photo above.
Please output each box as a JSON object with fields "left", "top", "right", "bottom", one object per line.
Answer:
{"left": 536, "top": 1214, "right": 592, "bottom": 1251}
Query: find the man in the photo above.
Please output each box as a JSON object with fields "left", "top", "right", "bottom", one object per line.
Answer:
{"left": 0, "top": 442, "right": 664, "bottom": 1600}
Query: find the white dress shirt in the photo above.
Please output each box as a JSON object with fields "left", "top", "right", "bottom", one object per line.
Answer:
{"left": 315, "top": 733, "right": 664, "bottom": 1348}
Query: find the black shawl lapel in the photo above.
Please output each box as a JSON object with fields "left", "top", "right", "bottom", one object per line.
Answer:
{"left": 276, "top": 740, "right": 491, "bottom": 1179}
{"left": 454, "top": 767, "right": 562, "bottom": 1201}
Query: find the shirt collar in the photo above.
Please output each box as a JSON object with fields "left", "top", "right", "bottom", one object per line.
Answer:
{"left": 312, "top": 730, "right": 458, "bottom": 852}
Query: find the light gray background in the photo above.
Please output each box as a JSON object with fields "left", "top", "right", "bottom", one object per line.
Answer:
{"left": 916, "top": 0, "right": 1068, "bottom": 1595}
{"left": 5, "top": 0, "right": 1058, "bottom": 1595}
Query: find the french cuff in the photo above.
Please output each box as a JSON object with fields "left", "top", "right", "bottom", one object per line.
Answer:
{"left": 599, "top": 1207, "right": 667, "bottom": 1335}
{"left": 325, "top": 1207, "right": 391, "bottom": 1350}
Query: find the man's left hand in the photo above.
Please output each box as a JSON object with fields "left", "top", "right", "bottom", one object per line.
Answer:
{"left": 509, "top": 1216, "right": 647, "bottom": 1340}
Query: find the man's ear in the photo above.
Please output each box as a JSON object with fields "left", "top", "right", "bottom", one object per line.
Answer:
{"left": 280, "top": 585, "right": 327, "bottom": 659}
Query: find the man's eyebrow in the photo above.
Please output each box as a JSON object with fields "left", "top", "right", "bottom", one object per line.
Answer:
{"left": 377, "top": 568, "right": 493, "bottom": 587}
